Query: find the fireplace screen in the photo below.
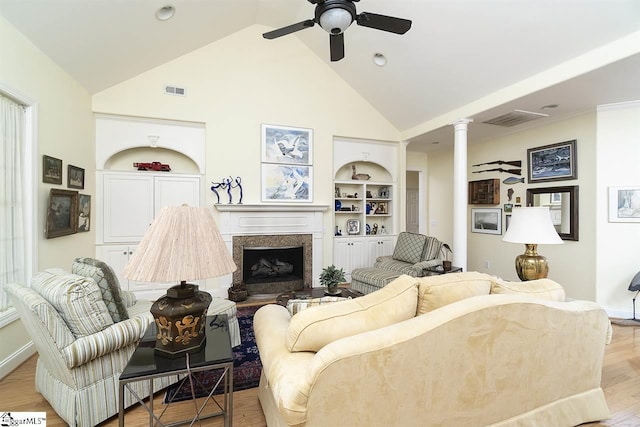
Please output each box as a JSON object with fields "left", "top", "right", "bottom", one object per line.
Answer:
{"left": 242, "top": 245, "right": 304, "bottom": 285}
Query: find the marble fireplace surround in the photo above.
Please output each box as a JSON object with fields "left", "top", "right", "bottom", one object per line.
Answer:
{"left": 215, "top": 204, "right": 328, "bottom": 294}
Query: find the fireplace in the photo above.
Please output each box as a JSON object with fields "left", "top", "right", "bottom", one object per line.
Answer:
{"left": 232, "top": 234, "right": 312, "bottom": 295}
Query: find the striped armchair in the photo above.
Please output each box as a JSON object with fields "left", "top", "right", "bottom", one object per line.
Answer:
{"left": 5, "top": 267, "right": 178, "bottom": 427}
{"left": 351, "top": 232, "right": 444, "bottom": 294}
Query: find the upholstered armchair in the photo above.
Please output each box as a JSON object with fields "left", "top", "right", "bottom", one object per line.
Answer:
{"left": 6, "top": 259, "right": 178, "bottom": 427}
{"left": 351, "top": 232, "right": 444, "bottom": 294}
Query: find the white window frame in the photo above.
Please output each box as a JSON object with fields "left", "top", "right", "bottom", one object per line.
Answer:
{"left": 0, "top": 83, "right": 38, "bottom": 328}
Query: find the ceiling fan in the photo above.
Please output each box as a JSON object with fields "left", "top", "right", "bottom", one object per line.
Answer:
{"left": 263, "top": 0, "right": 412, "bottom": 62}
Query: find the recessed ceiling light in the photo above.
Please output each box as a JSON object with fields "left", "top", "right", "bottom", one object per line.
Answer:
{"left": 156, "top": 5, "right": 175, "bottom": 21}
{"left": 373, "top": 53, "right": 387, "bottom": 67}
{"left": 541, "top": 104, "right": 559, "bottom": 110}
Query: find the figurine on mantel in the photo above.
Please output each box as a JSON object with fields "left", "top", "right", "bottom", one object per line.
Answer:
{"left": 351, "top": 164, "right": 371, "bottom": 180}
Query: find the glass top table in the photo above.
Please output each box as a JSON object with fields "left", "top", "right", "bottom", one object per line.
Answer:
{"left": 119, "top": 314, "right": 234, "bottom": 427}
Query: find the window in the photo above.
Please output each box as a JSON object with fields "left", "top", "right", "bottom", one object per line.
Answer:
{"left": 0, "top": 87, "right": 36, "bottom": 326}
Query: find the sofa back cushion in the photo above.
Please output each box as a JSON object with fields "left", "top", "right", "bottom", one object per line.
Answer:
{"left": 490, "top": 278, "right": 565, "bottom": 301}
{"left": 72, "top": 257, "right": 129, "bottom": 322}
{"left": 286, "top": 275, "right": 418, "bottom": 352}
{"left": 392, "top": 232, "right": 427, "bottom": 264}
{"left": 31, "top": 269, "right": 114, "bottom": 337}
{"left": 416, "top": 272, "right": 493, "bottom": 315}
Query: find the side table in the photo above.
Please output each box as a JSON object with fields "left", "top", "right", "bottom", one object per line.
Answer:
{"left": 119, "top": 315, "right": 234, "bottom": 427}
{"left": 423, "top": 266, "right": 463, "bottom": 276}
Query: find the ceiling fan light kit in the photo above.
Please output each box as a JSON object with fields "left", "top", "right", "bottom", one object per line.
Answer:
{"left": 263, "top": 0, "right": 411, "bottom": 62}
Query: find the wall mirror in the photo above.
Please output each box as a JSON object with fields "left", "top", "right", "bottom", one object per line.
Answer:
{"left": 526, "top": 185, "right": 579, "bottom": 241}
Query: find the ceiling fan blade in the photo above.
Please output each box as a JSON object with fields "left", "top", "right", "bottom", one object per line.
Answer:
{"left": 356, "top": 12, "right": 412, "bottom": 34}
{"left": 330, "top": 33, "right": 345, "bottom": 62}
{"left": 263, "top": 20, "right": 315, "bottom": 39}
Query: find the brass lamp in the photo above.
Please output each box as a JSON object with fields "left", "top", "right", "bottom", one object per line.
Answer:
{"left": 123, "top": 205, "right": 236, "bottom": 357}
{"left": 502, "top": 207, "right": 563, "bottom": 281}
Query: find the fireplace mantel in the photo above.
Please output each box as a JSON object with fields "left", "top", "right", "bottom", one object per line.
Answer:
{"left": 215, "top": 204, "right": 328, "bottom": 212}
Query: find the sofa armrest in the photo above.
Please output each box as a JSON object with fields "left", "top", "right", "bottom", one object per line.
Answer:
{"left": 61, "top": 313, "right": 150, "bottom": 368}
{"left": 413, "top": 258, "right": 443, "bottom": 272}
{"left": 253, "top": 304, "right": 295, "bottom": 381}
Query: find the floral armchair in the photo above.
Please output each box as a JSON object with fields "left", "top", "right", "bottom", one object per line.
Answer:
{"left": 5, "top": 258, "right": 178, "bottom": 426}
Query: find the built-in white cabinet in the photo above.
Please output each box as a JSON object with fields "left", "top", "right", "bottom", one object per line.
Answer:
{"left": 96, "top": 171, "right": 202, "bottom": 298}
{"left": 332, "top": 138, "right": 399, "bottom": 279}
{"left": 99, "top": 172, "right": 201, "bottom": 243}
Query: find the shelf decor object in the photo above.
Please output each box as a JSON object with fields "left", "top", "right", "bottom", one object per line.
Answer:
{"left": 123, "top": 205, "right": 237, "bottom": 357}
{"left": 502, "top": 207, "right": 563, "bottom": 281}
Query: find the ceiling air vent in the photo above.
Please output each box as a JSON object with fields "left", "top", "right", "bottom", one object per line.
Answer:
{"left": 482, "top": 109, "right": 548, "bottom": 127}
{"left": 164, "top": 85, "right": 186, "bottom": 96}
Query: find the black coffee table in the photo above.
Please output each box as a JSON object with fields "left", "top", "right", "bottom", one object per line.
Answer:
{"left": 423, "top": 266, "right": 463, "bottom": 275}
{"left": 276, "top": 287, "right": 364, "bottom": 307}
{"left": 119, "top": 315, "right": 234, "bottom": 427}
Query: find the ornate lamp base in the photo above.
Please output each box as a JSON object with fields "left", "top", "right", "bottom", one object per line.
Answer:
{"left": 150, "top": 282, "right": 212, "bottom": 358}
{"left": 515, "top": 244, "right": 549, "bottom": 281}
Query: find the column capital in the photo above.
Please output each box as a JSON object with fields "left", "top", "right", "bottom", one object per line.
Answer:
{"left": 450, "top": 118, "right": 473, "bottom": 129}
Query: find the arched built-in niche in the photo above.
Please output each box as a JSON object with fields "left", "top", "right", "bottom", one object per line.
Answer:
{"left": 104, "top": 147, "right": 199, "bottom": 174}
{"left": 95, "top": 114, "right": 205, "bottom": 173}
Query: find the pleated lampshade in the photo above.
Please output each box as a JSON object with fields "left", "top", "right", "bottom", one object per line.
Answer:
{"left": 123, "top": 205, "right": 237, "bottom": 357}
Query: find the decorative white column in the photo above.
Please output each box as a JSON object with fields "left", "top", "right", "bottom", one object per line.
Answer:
{"left": 451, "top": 119, "right": 472, "bottom": 270}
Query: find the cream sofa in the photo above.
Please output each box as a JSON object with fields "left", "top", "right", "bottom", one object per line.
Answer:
{"left": 254, "top": 272, "right": 611, "bottom": 427}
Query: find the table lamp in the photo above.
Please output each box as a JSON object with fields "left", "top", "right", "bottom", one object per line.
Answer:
{"left": 502, "top": 207, "right": 563, "bottom": 281}
{"left": 123, "top": 205, "right": 236, "bottom": 357}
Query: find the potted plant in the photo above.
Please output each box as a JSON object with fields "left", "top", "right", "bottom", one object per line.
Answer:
{"left": 319, "top": 265, "right": 346, "bottom": 295}
{"left": 441, "top": 243, "right": 453, "bottom": 271}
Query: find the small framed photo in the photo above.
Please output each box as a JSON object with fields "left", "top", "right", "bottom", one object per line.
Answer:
{"left": 608, "top": 186, "right": 640, "bottom": 222}
{"left": 503, "top": 203, "right": 513, "bottom": 213}
{"left": 347, "top": 219, "right": 360, "bottom": 235}
{"left": 375, "top": 202, "right": 388, "bottom": 214}
{"left": 78, "top": 194, "right": 91, "bottom": 232}
{"left": 68, "top": 165, "right": 85, "bottom": 189}
{"left": 43, "top": 155, "right": 62, "bottom": 184}
{"left": 261, "top": 124, "right": 312, "bottom": 165}
{"left": 46, "top": 189, "right": 78, "bottom": 239}
{"left": 471, "top": 208, "right": 502, "bottom": 235}
{"left": 527, "top": 139, "right": 577, "bottom": 183}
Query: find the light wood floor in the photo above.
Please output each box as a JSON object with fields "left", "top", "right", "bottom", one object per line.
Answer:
{"left": 1, "top": 323, "right": 638, "bottom": 427}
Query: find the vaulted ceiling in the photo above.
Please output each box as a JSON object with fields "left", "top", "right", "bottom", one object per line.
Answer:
{"left": 2, "top": 0, "right": 639, "bottom": 151}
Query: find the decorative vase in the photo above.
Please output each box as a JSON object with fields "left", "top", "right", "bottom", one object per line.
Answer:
{"left": 325, "top": 283, "right": 341, "bottom": 296}
{"left": 442, "top": 260, "right": 452, "bottom": 271}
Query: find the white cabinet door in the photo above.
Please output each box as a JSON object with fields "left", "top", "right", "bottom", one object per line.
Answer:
{"left": 103, "top": 174, "right": 154, "bottom": 243}
{"left": 366, "top": 236, "right": 395, "bottom": 265}
{"left": 154, "top": 175, "right": 200, "bottom": 211}
{"left": 334, "top": 238, "right": 366, "bottom": 282}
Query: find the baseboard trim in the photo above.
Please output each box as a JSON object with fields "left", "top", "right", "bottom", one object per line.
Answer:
{"left": 0, "top": 341, "right": 36, "bottom": 381}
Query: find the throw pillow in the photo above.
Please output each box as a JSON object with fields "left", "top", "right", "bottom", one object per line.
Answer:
{"left": 286, "top": 296, "right": 347, "bottom": 316}
{"left": 72, "top": 257, "right": 129, "bottom": 322}
{"left": 31, "top": 269, "right": 114, "bottom": 338}
{"left": 286, "top": 274, "right": 418, "bottom": 352}
{"left": 392, "top": 232, "right": 427, "bottom": 264}
{"left": 421, "top": 236, "right": 443, "bottom": 261}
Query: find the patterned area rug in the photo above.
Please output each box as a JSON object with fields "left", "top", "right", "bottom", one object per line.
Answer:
{"left": 164, "top": 304, "right": 263, "bottom": 402}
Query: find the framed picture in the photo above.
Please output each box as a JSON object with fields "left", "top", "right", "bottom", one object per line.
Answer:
{"left": 504, "top": 203, "right": 513, "bottom": 213}
{"left": 471, "top": 208, "right": 502, "bottom": 235}
{"left": 78, "top": 194, "right": 91, "bottom": 232}
{"left": 42, "top": 155, "right": 62, "bottom": 184}
{"left": 608, "top": 186, "right": 640, "bottom": 222}
{"left": 68, "top": 165, "right": 85, "bottom": 189}
{"left": 262, "top": 164, "right": 313, "bottom": 202}
{"left": 505, "top": 214, "right": 512, "bottom": 231}
{"left": 375, "top": 202, "right": 388, "bottom": 214}
{"left": 261, "top": 124, "right": 312, "bottom": 165}
{"left": 347, "top": 219, "right": 360, "bottom": 235}
{"left": 46, "top": 189, "right": 78, "bottom": 238}
{"left": 550, "top": 192, "right": 562, "bottom": 204}
{"left": 527, "top": 139, "right": 577, "bottom": 183}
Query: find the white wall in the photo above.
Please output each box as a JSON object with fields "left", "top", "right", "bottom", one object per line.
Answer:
{"left": 427, "top": 112, "right": 598, "bottom": 301}
{"left": 595, "top": 101, "right": 640, "bottom": 317}
{"left": 0, "top": 16, "right": 94, "bottom": 377}
{"left": 92, "top": 25, "right": 401, "bottom": 292}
